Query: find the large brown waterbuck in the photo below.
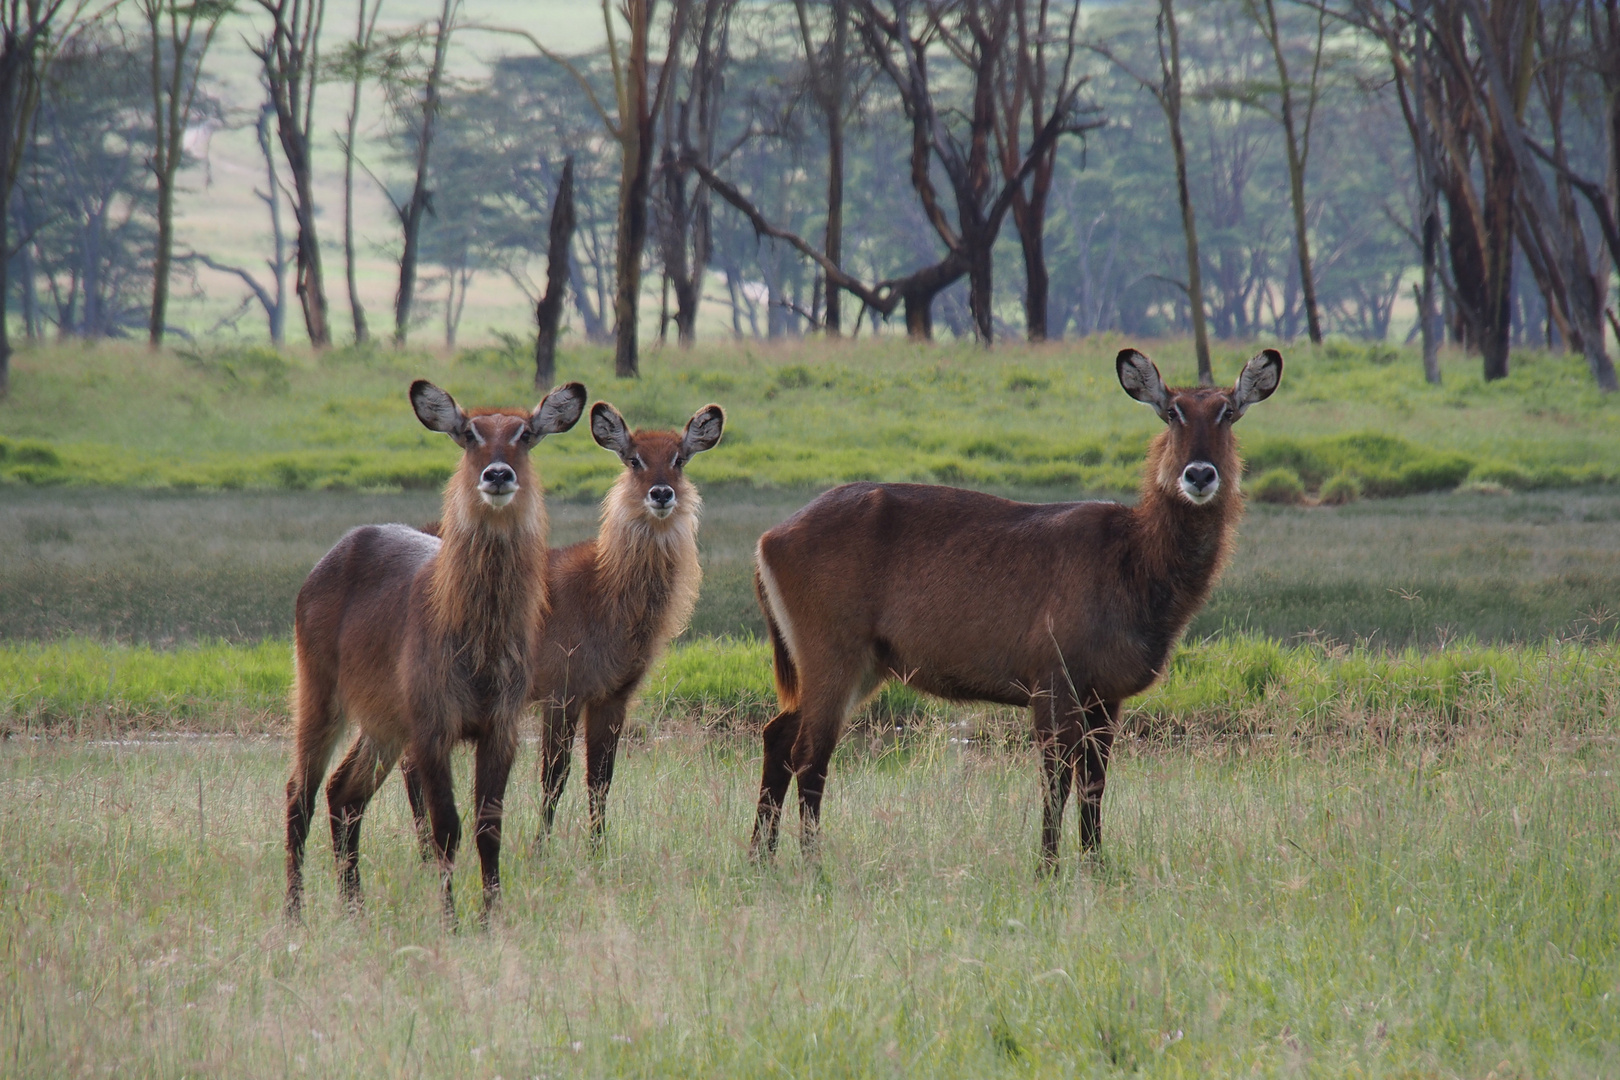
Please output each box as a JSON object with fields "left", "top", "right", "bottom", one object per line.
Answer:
{"left": 284, "top": 379, "right": 586, "bottom": 922}
{"left": 749, "top": 348, "right": 1281, "bottom": 870}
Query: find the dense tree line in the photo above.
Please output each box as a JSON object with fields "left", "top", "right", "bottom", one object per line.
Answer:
{"left": 0, "top": 0, "right": 1614, "bottom": 396}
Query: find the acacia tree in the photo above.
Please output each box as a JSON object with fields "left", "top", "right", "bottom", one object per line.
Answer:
{"left": 333, "top": 0, "right": 384, "bottom": 344}
{"left": 1471, "top": 0, "right": 1615, "bottom": 389}
{"left": 1092, "top": 0, "right": 1212, "bottom": 384}
{"left": 858, "top": 0, "right": 1098, "bottom": 342}
{"left": 251, "top": 0, "right": 330, "bottom": 347}
{"left": 534, "top": 156, "right": 575, "bottom": 389}
{"left": 1345, "top": 0, "right": 1526, "bottom": 381}
{"left": 1242, "top": 0, "right": 1327, "bottom": 343}
{"left": 993, "top": 0, "right": 1094, "bottom": 341}
{"left": 0, "top": 0, "right": 92, "bottom": 396}
{"left": 483, "top": 1, "right": 688, "bottom": 375}
{"left": 794, "top": 0, "right": 854, "bottom": 335}
{"left": 141, "top": 0, "right": 229, "bottom": 347}
{"left": 177, "top": 99, "right": 290, "bottom": 342}
{"left": 655, "top": 0, "right": 731, "bottom": 346}
{"left": 381, "top": 0, "right": 459, "bottom": 345}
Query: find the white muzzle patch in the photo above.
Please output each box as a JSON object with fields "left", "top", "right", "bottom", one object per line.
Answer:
{"left": 1178, "top": 461, "right": 1220, "bottom": 505}
{"left": 479, "top": 486, "right": 517, "bottom": 508}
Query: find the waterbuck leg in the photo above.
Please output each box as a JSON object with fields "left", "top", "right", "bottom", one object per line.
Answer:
{"left": 400, "top": 757, "right": 434, "bottom": 863}
{"left": 583, "top": 694, "right": 629, "bottom": 846}
{"left": 326, "top": 734, "right": 401, "bottom": 911}
{"left": 1033, "top": 675, "right": 1086, "bottom": 875}
{"left": 1076, "top": 701, "right": 1120, "bottom": 853}
{"left": 750, "top": 708, "right": 801, "bottom": 861}
{"left": 534, "top": 701, "right": 580, "bottom": 851}
{"left": 411, "top": 746, "right": 462, "bottom": 925}
{"left": 471, "top": 730, "right": 518, "bottom": 925}
{"left": 284, "top": 668, "right": 344, "bottom": 921}
{"left": 791, "top": 684, "right": 854, "bottom": 862}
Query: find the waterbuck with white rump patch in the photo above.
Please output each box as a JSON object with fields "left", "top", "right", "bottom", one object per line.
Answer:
{"left": 402, "top": 401, "right": 726, "bottom": 847}
{"left": 284, "top": 379, "right": 586, "bottom": 923}
{"left": 750, "top": 348, "right": 1282, "bottom": 870}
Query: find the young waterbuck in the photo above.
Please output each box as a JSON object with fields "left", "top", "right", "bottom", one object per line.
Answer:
{"left": 750, "top": 348, "right": 1282, "bottom": 870}
{"left": 403, "top": 402, "right": 726, "bottom": 847}
{"left": 284, "top": 379, "right": 586, "bottom": 922}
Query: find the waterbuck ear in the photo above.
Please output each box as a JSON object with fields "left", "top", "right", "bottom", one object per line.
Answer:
{"left": 590, "top": 402, "right": 634, "bottom": 462}
{"left": 1116, "top": 349, "right": 1170, "bottom": 421}
{"left": 680, "top": 404, "right": 726, "bottom": 460}
{"left": 1231, "top": 349, "right": 1283, "bottom": 420}
{"left": 529, "top": 381, "right": 587, "bottom": 439}
{"left": 410, "top": 380, "right": 470, "bottom": 442}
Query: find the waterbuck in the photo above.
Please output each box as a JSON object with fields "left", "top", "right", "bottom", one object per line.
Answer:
{"left": 403, "top": 402, "right": 726, "bottom": 847}
{"left": 284, "top": 379, "right": 586, "bottom": 922}
{"left": 749, "top": 348, "right": 1281, "bottom": 870}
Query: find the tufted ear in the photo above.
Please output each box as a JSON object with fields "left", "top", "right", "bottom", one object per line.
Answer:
{"left": 410, "top": 380, "right": 472, "bottom": 445}
{"left": 1231, "top": 349, "right": 1283, "bottom": 420}
{"left": 529, "top": 381, "right": 586, "bottom": 439}
{"left": 1116, "top": 349, "right": 1170, "bottom": 422}
{"left": 590, "top": 401, "right": 634, "bottom": 463}
{"left": 679, "top": 404, "right": 726, "bottom": 461}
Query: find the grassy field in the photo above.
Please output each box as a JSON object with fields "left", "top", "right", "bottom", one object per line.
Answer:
{"left": 5, "top": 338, "right": 1618, "bottom": 1073}
{"left": 5, "top": 631, "right": 1619, "bottom": 742}
{"left": 4, "top": 725, "right": 1618, "bottom": 1077}
{"left": 0, "top": 339, "right": 1616, "bottom": 497}
{"left": 4, "top": 483, "right": 1618, "bottom": 648}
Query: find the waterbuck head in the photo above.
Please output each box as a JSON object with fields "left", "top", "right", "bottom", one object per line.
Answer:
{"left": 591, "top": 402, "right": 726, "bottom": 528}
{"left": 410, "top": 379, "right": 587, "bottom": 521}
{"left": 1117, "top": 348, "right": 1282, "bottom": 507}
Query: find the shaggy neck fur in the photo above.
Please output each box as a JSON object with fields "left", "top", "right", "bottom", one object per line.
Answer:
{"left": 1129, "top": 433, "right": 1244, "bottom": 629}
{"left": 428, "top": 483, "right": 550, "bottom": 672}
{"left": 595, "top": 471, "right": 703, "bottom": 649}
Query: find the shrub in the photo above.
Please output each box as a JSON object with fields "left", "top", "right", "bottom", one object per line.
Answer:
{"left": 1319, "top": 472, "right": 1362, "bottom": 505}
{"left": 1003, "top": 368, "right": 1051, "bottom": 392}
{"left": 1250, "top": 467, "right": 1305, "bottom": 504}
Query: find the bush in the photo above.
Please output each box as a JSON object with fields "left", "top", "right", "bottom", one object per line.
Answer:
{"left": 1319, "top": 471, "right": 1362, "bottom": 505}
{"left": 1250, "top": 467, "right": 1305, "bottom": 504}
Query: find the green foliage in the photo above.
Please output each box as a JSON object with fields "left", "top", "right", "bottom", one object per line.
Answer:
{"left": 1319, "top": 471, "right": 1363, "bottom": 505}
{"left": 7, "top": 633, "right": 1616, "bottom": 736}
{"left": 1248, "top": 467, "right": 1305, "bottom": 504}
{"left": 0, "top": 340, "right": 1615, "bottom": 499}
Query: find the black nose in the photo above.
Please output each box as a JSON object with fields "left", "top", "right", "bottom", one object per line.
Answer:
{"left": 648, "top": 485, "right": 674, "bottom": 507}
{"left": 1183, "top": 464, "right": 1217, "bottom": 490}
{"left": 481, "top": 463, "right": 516, "bottom": 488}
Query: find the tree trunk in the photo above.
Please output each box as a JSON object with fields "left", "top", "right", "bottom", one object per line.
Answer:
{"left": 394, "top": 0, "right": 456, "bottom": 345}
{"left": 535, "top": 158, "right": 576, "bottom": 391}
{"left": 823, "top": 93, "right": 845, "bottom": 337}
{"left": 1161, "top": 0, "right": 1211, "bottom": 385}
{"left": 1259, "top": 0, "right": 1321, "bottom": 344}
{"left": 0, "top": 46, "right": 23, "bottom": 397}
{"left": 1013, "top": 193, "right": 1049, "bottom": 341}
{"left": 290, "top": 160, "right": 331, "bottom": 347}
{"left": 614, "top": 115, "right": 653, "bottom": 376}
{"left": 341, "top": 0, "right": 378, "bottom": 346}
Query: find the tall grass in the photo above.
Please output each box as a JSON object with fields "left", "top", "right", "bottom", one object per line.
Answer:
{"left": 3, "top": 728, "right": 1617, "bottom": 1076}
{"left": 6, "top": 633, "right": 1616, "bottom": 739}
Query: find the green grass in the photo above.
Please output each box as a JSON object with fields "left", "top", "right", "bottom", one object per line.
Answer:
{"left": 7, "top": 632, "right": 1617, "bottom": 739}
{"left": 1, "top": 338, "right": 1615, "bottom": 498}
{"left": 3, "top": 724, "right": 1617, "bottom": 1076}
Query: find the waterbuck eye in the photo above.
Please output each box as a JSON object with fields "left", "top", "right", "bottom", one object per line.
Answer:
{"left": 630, "top": 455, "right": 645, "bottom": 471}
{"left": 1170, "top": 404, "right": 1187, "bottom": 425}
{"left": 1215, "top": 403, "right": 1230, "bottom": 425}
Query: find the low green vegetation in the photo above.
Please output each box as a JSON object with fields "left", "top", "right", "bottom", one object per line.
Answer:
{"left": 0, "top": 338, "right": 1614, "bottom": 498}
{"left": 4, "top": 727, "right": 1617, "bottom": 1077}
{"left": 7, "top": 632, "right": 1616, "bottom": 739}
